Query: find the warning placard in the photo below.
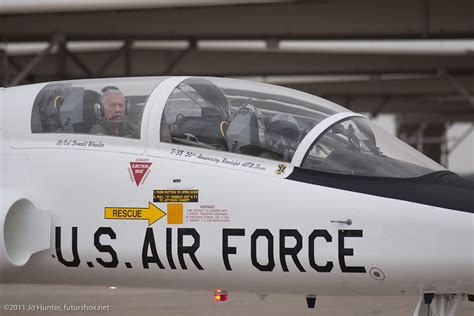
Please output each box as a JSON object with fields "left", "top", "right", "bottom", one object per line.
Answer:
{"left": 185, "top": 206, "right": 230, "bottom": 223}
{"left": 153, "top": 190, "right": 199, "bottom": 203}
{"left": 129, "top": 161, "right": 152, "bottom": 186}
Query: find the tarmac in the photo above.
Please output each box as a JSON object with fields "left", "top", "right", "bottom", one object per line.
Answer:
{"left": 1, "top": 284, "right": 473, "bottom": 316}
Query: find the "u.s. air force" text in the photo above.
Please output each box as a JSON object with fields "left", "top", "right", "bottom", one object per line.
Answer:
{"left": 55, "top": 227, "right": 366, "bottom": 273}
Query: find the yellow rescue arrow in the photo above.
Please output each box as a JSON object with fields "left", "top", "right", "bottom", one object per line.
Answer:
{"left": 104, "top": 202, "right": 166, "bottom": 226}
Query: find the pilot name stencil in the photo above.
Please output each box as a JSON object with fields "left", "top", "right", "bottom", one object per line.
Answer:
{"left": 56, "top": 138, "right": 105, "bottom": 148}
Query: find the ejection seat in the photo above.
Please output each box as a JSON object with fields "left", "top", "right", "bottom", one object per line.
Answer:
{"left": 72, "top": 90, "right": 100, "bottom": 133}
{"left": 225, "top": 103, "right": 267, "bottom": 157}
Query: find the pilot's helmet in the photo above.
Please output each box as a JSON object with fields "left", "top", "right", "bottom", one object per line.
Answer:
{"left": 265, "top": 113, "right": 301, "bottom": 161}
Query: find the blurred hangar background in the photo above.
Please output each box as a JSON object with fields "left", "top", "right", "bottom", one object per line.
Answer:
{"left": 1, "top": 0, "right": 473, "bottom": 177}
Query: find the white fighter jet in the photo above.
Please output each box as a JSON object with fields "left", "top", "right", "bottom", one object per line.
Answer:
{"left": 1, "top": 77, "right": 473, "bottom": 316}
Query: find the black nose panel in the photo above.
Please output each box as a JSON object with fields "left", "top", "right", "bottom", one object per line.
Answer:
{"left": 287, "top": 169, "right": 474, "bottom": 214}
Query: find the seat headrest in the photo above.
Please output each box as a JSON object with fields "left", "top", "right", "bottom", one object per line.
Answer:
{"left": 82, "top": 90, "right": 100, "bottom": 122}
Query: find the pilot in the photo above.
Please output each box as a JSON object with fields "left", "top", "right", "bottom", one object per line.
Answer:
{"left": 90, "top": 86, "right": 137, "bottom": 138}
{"left": 262, "top": 113, "right": 301, "bottom": 161}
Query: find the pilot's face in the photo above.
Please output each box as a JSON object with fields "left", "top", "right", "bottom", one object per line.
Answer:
{"left": 103, "top": 93, "right": 125, "bottom": 124}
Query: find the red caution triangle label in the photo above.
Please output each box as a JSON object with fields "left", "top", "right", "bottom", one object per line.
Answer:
{"left": 130, "top": 162, "right": 152, "bottom": 186}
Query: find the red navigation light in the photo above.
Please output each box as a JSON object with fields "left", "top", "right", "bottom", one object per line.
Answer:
{"left": 213, "top": 289, "right": 228, "bottom": 302}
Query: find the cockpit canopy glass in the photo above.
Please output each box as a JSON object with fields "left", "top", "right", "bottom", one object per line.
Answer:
{"left": 31, "top": 78, "right": 164, "bottom": 139}
{"left": 161, "top": 77, "right": 344, "bottom": 162}
{"left": 302, "top": 117, "right": 446, "bottom": 178}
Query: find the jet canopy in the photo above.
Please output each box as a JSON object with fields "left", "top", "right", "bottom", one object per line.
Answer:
{"left": 29, "top": 76, "right": 444, "bottom": 178}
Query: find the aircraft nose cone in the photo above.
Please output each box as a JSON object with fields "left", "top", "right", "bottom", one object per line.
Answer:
{"left": 425, "top": 172, "right": 474, "bottom": 213}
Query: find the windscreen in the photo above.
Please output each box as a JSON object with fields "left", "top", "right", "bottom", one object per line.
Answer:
{"left": 302, "top": 117, "right": 446, "bottom": 178}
